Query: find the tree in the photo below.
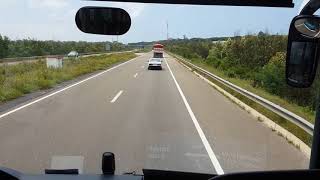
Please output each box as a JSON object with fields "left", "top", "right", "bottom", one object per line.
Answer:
{"left": 0, "top": 34, "right": 9, "bottom": 58}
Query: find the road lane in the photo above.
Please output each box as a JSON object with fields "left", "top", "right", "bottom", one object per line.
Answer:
{"left": 107, "top": 55, "right": 214, "bottom": 174}
{"left": 165, "top": 58, "right": 223, "bottom": 174}
{"left": 0, "top": 52, "right": 309, "bottom": 175}
{"left": 0, "top": 52, "right": 215, "bottom": 174}
{"left": 165, "top": 53, "right": 309, "bottom": 172}
{"left": 0, "top": 53, "right": 146, "bottom": 173}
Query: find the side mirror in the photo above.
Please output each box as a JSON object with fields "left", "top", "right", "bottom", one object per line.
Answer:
{"left": 286, "top": 15, "right": 320, "bottom": 88}
{"left": 75, "top": 7, "right": 131, "bottom": 35}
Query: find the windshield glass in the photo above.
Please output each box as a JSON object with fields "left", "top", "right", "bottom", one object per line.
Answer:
{"left": 0, "top": 0, "right": 312, "bottom": 175}
{"left": 153, "top": 52, "right": 164, "bottom": 58}
{"left": 150, "top": 58, "right": 161, "bottom": 62}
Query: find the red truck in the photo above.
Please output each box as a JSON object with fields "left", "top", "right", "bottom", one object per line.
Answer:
{"left": 153, "top": 43, "right": 164, "bottom": 58}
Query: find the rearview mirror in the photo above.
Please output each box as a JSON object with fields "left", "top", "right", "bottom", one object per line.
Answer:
{"left": 75, "top": 7, "right": 131, "bottom": 35}
{"left": 286, "top": 15, "right": 320, "bottom": 88}
{"left": 294, "top": 17, "right": 320, "bottom": 38}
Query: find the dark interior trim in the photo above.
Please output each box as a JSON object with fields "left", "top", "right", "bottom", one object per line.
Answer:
{"left": 87, "top": 0, "right": 294, "bottom": 8}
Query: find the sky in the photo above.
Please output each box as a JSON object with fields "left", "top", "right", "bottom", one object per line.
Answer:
{"left": 0, "top": 0, "right": 310, "bottom": 43}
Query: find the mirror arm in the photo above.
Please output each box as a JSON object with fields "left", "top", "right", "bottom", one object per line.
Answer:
{"left": 288, "top": 1, "right": 320, "bottom": 168}
{"left": 300, "top": 0, "right": 320, "bottom": 15}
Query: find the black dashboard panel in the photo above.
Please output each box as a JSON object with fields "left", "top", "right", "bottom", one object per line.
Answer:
{"left": 87, "top": 0, "right": 294, "bottom": 7}
{"left": 2, "top": 167, "right": 320, "bottom": 180}
{"left": 211, "top": 169, "right": 320, "bottom": 180}
{"left": 19, "top": 175, "right": 142, "bottom": 180}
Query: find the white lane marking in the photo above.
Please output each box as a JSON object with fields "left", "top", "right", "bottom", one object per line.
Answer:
{"left": 134, "top": 73, "right": 138, "bottom": 78}
{"left": 165, "top": 58, "right": 224, "bottom": 175}
{"left": 141, "top": 65, "right": 145, "bottom": 68}
{"left": 0, "top": 56, "right": 141, "bottom": 119}
{"left": 110, "top": 90, "right": 123, "bottom": 103}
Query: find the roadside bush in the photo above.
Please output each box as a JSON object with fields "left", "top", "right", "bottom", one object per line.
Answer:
{"left": 166, "top": 33, "right": 317, "bottom": 112}
{"left": 0, "top": 87, "right": 22, "bottom": 101}
{"left": 254, "top": 52, "right": 286, "bottom": 95}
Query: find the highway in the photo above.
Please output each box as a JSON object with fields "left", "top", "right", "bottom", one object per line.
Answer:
{"left": 0, "top": 52, "right": 309, "bottom": 175}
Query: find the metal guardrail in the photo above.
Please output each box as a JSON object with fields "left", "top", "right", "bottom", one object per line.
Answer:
{"left": 172, "top": 53, "right": 314, "bottom": 135}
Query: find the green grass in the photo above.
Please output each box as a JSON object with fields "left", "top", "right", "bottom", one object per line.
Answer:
{"left": 0, "top": 52, "right": 137, "bottom": 103}
{"left": 169, "top": 52, "right": 313, "bottom": 146}
{"left": 134, "top": 49, "right": 152, "bottom": 53}
{"left": 189, "top": 60, "right": 315, "bottom": 124}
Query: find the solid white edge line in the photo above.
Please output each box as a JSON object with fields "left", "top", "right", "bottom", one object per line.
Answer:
{"left": 0, "top": 56, "right": 141, "bottom": 119}
{"left": 110, "top": 90, "right": 123, "bottom": 103}
{"left": 164, "top": 57, "right": 224, "bottom": 175}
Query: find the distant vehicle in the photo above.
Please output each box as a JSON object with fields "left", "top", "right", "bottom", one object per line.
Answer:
{"left": 153, "top": 43, "right": 164, "bottom": 58}
{"left": 148, "top": 58, "right": 162, "bottom": 70}
{"left": 67, "top": 51, "right": 79, "bottom": 57}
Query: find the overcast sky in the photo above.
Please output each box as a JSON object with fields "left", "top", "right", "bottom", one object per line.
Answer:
{"left": 0, "top": 0, "right": 309, "bottom": 43}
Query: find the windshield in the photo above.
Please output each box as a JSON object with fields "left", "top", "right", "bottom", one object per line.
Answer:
{"left": 0, "top": 0, "right": 312, "bottom": 175}
{"left": 150, "top": 58, "right": 161, "bottom": 62}
{"left": 153, "top": 52, "right": 164, "bottom": 58}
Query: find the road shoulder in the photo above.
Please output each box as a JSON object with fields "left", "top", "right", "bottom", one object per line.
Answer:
{"left": 165, "top": 53, "right": 309, "bottom": 172}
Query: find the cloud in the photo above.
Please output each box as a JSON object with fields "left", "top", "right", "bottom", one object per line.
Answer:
{"left": 1, "top": 0, "right": 18, "bottom": 7}
{"left": 0, "top": 0, "right": 19, "bottom": 10}
{"left": 27, "top": 0, "right": 69, "bottom": 9}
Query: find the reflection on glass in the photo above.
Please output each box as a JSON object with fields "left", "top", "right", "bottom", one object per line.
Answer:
{"left": 287, "top": 41, "right": 317, "bottom": 84}
{"left": 294, "top": 18, "right": 320, "bottom": 38}
{"left": 154, "top": 52, "right": 164, "bottom": 58}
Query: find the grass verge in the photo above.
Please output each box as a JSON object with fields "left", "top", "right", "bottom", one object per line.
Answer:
{"left": 0, "top": 52, "right": 137, "bottom": 103}
{"left": 134, "top": 49, "right": 152, "bottom": 53}
{"left": 190, "top": 61, "right": 315, "bottom": 124}
{"left": 169, "top": 52, "right": 313, "bottom": 146}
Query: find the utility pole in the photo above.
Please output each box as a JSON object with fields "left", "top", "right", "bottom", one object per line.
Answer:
{"left": 166, "top": 20, "right": 169, "bottom": 40}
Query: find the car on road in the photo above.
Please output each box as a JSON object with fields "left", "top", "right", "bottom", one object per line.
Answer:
{"left": 148, "top": 58, "right": 162, "bottom": 70}
{"left": 67, "top": 51, "right": 79, "bottom": 58}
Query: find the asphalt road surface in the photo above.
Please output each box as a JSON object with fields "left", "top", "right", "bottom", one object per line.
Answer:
{"left": 0, "top": 52, "right": 309, "bottom": 175}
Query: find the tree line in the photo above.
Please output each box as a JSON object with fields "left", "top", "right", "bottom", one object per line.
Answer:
{"left": 0, "top": 34, "right": 130, "bottom": 59}
{"left": 164, "top": 32, "right": 318, "bottom": 111}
